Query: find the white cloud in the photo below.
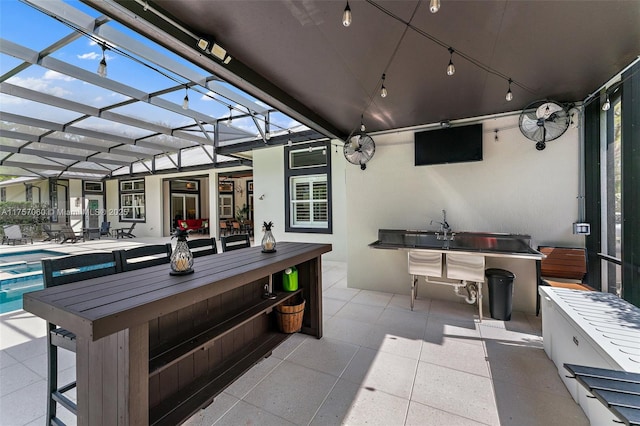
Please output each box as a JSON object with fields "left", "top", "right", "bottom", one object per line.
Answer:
{"left": 7, "top": 76, "right": 70, "bottom": 98}
{"left": 43, "top": 70, "right": 75, "bottom": 82}
{"left": 78, "top": 52, "right": 100, "bottom": 60}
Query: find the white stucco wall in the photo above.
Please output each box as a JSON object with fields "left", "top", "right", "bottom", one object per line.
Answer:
{"left": 345, "top": 114, "right": 583, "bottom": 313}
{"left": 252, "top": 144, "right": 347, "bottom": 261}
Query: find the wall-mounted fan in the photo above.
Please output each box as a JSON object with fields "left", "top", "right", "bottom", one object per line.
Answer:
{"left": 518, "top": 100, "right": 570, "bottom": 150}
{"left": 344, "top": 133, "right": 375, "bottom": 170}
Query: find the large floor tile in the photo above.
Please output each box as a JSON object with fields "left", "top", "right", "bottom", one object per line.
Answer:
{"left": 0, "top": 350, "right": 19, "bottom": 369}
{"left": 387, "top": 294, "right": 431, "bottom": 315}
{"left": 0, "top": 362, "right": 42, "bottom": 397}
{"left": 485, "top": 341, "right": 569, "bottom": 396}
{"left": 312, "top": 378, "right": 409, "bottom": 426}
{"left": 405, "top": 401, "right": 487, "bottom": 426}
{"left": 332, "top": 301, "right": 384, "bottom": 323}
{"left": 424, "top": 317, "right": 483, "bottom": 347}
{"left": 2, "top": 336, "right": 46, "bottom": 362}
{"left": 224, "top": 356, "right": 281, "bottom": 399}
{"left": 323, "top": 316, "right": 375, "bottom": 347}
{"left": 420, "top": 337, "right": 490, "bottom": 377}
{"left": 350, "top": 290, "right": 393, "bottom": 307}
{"left": 182, "top": 392, "right": 240, "bottom": 426}
{"left": 375, "top": 308, "right": 428, "bottom": 338}
{"left": 243, "top": 361, "right": 337, "bottom": 425}
{"left": 287, "top": 337, "right": 359, "bottom": 377}
{"left": 428, "top": 299, "right": 479, "bottom": 322}
{"left": 342, "top": 349, "right": 418, "bottom": 399}
{"left": 213, "top": 399, "right": 296, "bottom": 426}
{"left": 323, "top": 298, "right": 347, "bottom": 318}
{"left": 0, "top": 379, "right": 46, "bottom": 425}
{"left": 492, "top": 379, "right": 588, "bottom": 426}
{"left": 324, "top": 286, "right": 360, "bottom": 302}
{"left": 271, "top": 332, "right": 309, "bottom": 360}
{"left": 362, "top": 326, "right": 423, "bottom": 360}
{"left": 411, "top": 362, "right": 499, "bottom": 425}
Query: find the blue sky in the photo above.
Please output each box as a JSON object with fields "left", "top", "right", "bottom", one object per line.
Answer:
{"left": 0, "top": 0, "right": 301, "bottom": 138}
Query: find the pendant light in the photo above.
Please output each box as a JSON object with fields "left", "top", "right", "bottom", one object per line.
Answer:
{"left": 505, "top": 78, "right": 513, "bottom": 102}
{"left": 380, "top": 73, "right": 388, "bottom": 98}
{"left": 446, "top": 48, "right": 455, "bottom": 76}
{"left": 602, "top": 94, "right": 611, "bottom": 111}
{"left": 228, "top": 105, "right": 233, "bottom": 124}
{"left": 342, "top": 1, "right": 352, "bottom": 27}
{"left": 97, "top": 44, "right": 107, "bottom": 77}
{"left": 430, "top": 0, "right": 440, "bottom": 13}
{"left": 182, "top": 86, "right": 189, "bottom": 110}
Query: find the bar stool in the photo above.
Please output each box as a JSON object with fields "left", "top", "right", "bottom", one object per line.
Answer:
{"left": 42, "top": 252, "right": 120, "bottom": 425}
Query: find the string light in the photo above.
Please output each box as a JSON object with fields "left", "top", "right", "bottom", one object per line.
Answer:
{"left": 446, "top": 48, "right": 455, "bottom": 76}
{"left": 430, "top": 0, "right": 440, "bottom": 13}
{"left": 380, "top": 73, "right": 388, "bottom": 98}
{"left": 97, "top": 44, "right": 107, "bottom": 77}
{"left": 182, "top": 86, "right": 189, "bottom": 109}
{"left": 228, "top": 105, "right": 233, "bottom": 124}
{"left": 602, "top": 93, "right": 611, "bottom": 111}
{"left": 505, "top": 78, "right": 513, "bottom": 102}
{"left": 342, "top": 1, "right": 352, "bottom": 27}
{"left": 360, "top": 114, "right": 366, "bottom": 132}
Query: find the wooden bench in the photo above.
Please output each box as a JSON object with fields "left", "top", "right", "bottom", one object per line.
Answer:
{"left": 539, "top": 246, "right": 594, "bottom": 291}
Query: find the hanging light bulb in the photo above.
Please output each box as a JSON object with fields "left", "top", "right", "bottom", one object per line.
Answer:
{"left": 505, "top": 78, "right": 513, "bottom": 102}
{"left": 430, "top": 0, "right": 440, "bottom": 13}
{"left": 360, "top": 115, "right": 366, "bottom": 132}
{"left": 446, "top": 48, "right": 455, "bottom": 76}
{"left": 182, "top": 86, "right": 189, "bottom": 110}
{"left": 342, "top": 1, "right": 352, "bottom": 27}
{"left": 228, "top": 106, "right": 233, "bottom": 124}
{"left": 602, "top": 94, "right": 611, "bottom": 111}
{"left": 97, "top": 44, "right": 107, "bottom": 77}
{"left": 380, "top": 73, "right": 388, "bottom": 98}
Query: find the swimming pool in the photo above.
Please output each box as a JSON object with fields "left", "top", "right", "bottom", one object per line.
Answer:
{"left": 0, "top": 249, "right": 66, "bottom": 314}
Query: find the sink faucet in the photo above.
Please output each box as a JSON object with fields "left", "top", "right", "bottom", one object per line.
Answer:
{"left": 431, "top": 210, "right": 453, "bottom": 243}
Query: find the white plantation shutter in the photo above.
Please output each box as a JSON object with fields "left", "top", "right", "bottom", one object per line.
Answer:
{"left": 290, "top": 175, "right": 328, "bottom": 227}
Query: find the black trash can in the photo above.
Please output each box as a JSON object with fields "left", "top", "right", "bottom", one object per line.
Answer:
{"left": 485, "top": 268, "right": 516, "bottom": 320}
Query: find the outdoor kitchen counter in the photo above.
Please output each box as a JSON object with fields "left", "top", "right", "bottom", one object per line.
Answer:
{"left": 24, "top": 242, "right": 331, "bottom": 426}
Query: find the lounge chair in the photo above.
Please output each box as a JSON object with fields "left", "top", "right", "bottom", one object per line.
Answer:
{"left": 221, "top": 234, "right": 251, "bottom": 252}
{"left": 42, "top": 223, "right": 59, "bottom": 242}
{"left": 116, "top": 222, "right": 136, "bottom": 239}
{"left": 99, "top": 221, "right": 111, "bottom": 237}
{"left": 59, "top": 225, "right": 83, "bottom": 244}
{"left": 42, "top": 252, "right": 121, "bottom": 425}
{"left": 2, "top": 224, "right": 33, "bottom": 245}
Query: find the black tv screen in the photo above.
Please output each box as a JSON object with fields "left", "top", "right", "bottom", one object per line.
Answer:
{"left": 414, "top": 123, "right": 483, "bottom": 166}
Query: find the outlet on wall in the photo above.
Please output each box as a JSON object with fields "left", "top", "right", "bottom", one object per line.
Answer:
{"left": 573, "top": 222, "right": 590, "bottom": 235}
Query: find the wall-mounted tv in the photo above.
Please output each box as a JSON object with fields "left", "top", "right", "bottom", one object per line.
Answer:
{"left": 414, "top": 123, "right": 483, "bottom": 166}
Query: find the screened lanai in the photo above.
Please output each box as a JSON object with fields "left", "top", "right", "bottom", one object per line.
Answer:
{"left": 0, "top": 0, "right": 327, "bottom": 180}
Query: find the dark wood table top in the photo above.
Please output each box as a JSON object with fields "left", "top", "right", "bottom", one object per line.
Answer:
{"left": 23, "top": 242, "right": 331, "bottom": 341}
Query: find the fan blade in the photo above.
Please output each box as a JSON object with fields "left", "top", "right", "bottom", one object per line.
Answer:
{"left": 537, "top": 102, "right": 563, "bottom": 119}
{"left": 520, "top": 115, "right": 539, "bottom": 134}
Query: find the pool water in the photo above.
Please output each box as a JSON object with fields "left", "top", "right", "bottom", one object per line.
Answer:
{"left": 0, "top": 249, "right": 65, "bottom": 314}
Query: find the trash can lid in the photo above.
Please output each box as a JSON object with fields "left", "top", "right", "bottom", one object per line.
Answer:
{"left": 485, "top": 268, "right": 515, "bottom": 278}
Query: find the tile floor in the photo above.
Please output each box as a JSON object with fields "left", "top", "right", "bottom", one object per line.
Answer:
{"left": 0, "top": 241, "right": 588, "bottom": 425}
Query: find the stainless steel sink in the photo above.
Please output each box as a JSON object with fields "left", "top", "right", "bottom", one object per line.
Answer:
{"left": 370, "top": 229, "right": 542, "bottom": 258}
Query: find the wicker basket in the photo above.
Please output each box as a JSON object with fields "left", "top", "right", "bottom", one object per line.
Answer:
{"left": 275, "top": 298, "right": 305, "bottom": 333}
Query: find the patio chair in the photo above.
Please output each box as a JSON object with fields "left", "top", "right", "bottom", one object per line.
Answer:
{"left": 41, "top": 252, "right": 121, "bottom": 425}
{"left": 221, "top": 234, "right": 251, "bottom": 252}
{"left": 187, "top": 237, "right": 218, "bottom": 258}
{"left": 99, "top": 221, "right": 111, "bottom": 237}
{"left": 114, "top": 243, "right": 172, "bottom": 271}
{"left": 42, "top": 223, "right": 59, "bottom": 242}
{"left": 59, "top": 225, "right": 83, "bottom": 244}
{"left": 116, "top": 222, "right": 136, "bottom": 238}
{"left": 219, "top": 220, "right": 230, "bottom": 236}
{"left": 2, "top": 224, "right": 32, "bottom": 245}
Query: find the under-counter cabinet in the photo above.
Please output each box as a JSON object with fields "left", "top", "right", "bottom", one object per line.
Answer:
{"left": 24, "top": 242, "right": 331, "bottom": 425}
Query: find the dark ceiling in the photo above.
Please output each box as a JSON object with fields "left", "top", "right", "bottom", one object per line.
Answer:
{"left": 89, "top": 0, "right": 640, "bottom": 140}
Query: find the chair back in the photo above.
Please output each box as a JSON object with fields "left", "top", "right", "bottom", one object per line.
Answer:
{"left": 187, "top": 237, "right": 218, "bottom": 258}
{"left": 232, "top": 221, "right": 241, "bottom": 233}
{"left": 100, "top": 221, "right": 110, "bottom": 235}
{"left": 42, "top": 252, "right": 120, "bottom": 288}
{"left": 221, "top": 234, "right": 251, "bottom": 252}
{"left": 114, "top": 243, "right": 173, "bottom": 271}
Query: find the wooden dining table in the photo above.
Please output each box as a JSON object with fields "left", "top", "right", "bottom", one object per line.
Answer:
{"left": 23, "top": 242, "right": 331, "bottom": 425}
